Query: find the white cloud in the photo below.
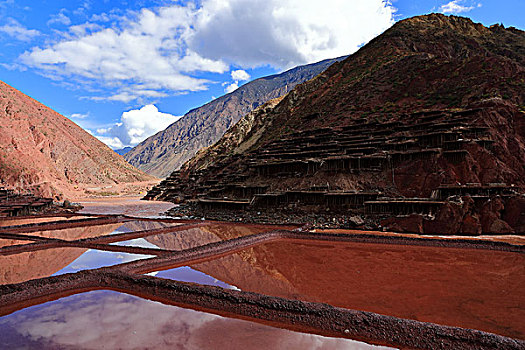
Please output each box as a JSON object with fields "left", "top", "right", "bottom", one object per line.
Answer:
{"left": 48, "top": 10, "right": 72, "bottom": 26}
{"left": 224, "top": 69, "right": 251, "bottom": 93}
{"left": 224, "top": 82, "right": 238, "bottom": 93}
{"left": 95, "top": 104, "right": 181, "bottom": 148}
{"left": 1, "top": 291, "right": 379, "bottom": 350}
{"left": 20, "top": 1, "right": 394, "bottom": 101}
{"left": 0, "top": 18, "right": 39, "bottom": 41}
{"left": 95, "top": 135, "right": 125, "bottom": 149}
{"left": 21, "top": 5, "right": 228, "bottom": 102}
{"left": 190, "top": 0, "right": 394, "bottom": 68}
{"left": 231, "top": 69, "right": 250, "bottom": 81}
{"left": 440, "top": 0, "right": 480, "bottom": 14}
{"left": 69, "top": 113, "right": 88, "bottom": 119}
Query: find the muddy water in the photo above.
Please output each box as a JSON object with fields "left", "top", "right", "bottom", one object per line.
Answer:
{"left": 0, "top": 216, "right": 92, "bottom": 227}
{"left": 52, "top": 249, "right": 154, "bottom": 276}
{"left": 161, "top": 240, "right": 525, "bottom": 340}
{"left": 0, "top": 239, "right": 33, "bottom": 248}
{"left": 1, "top": 203, "right": 523, "bottom": 344}
{"left": 78, "top": 197, "right": 175, "bottom": 217}
{"left": 144, "top": 223, "right": 287, "bottom": 250}
{"left": 0, "top": 219, "right": 164, "bottom": 285}
{"left": 0, "top": 219, "right": 180, "bottom": 250}
{"left": 0, "top": 247, "right": 154, "bottom": 285}
{"left": 0, "top": 247, "right": 86, "bottom": 285}
{"left": 0, "top": 290, "right": 392, "bottom": 350}
{"left": 11, "top": 220, "right": 180, "bottom": 240}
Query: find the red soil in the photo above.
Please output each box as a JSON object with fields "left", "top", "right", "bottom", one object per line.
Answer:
{"left": 0, "top": 80, "right": 155, "bottom": 199}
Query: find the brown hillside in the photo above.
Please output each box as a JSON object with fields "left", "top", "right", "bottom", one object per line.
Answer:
{"left": 124, "top": 57, "right": 345, "bottom": 178}
{"left": 0, "top": 80, "right": 156, "bottom": 199}
{"left": 147, "top": 14, "right": 525, "bottom": 234}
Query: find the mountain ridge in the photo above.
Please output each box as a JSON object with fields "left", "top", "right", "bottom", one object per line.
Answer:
{"left": 147, "top": 14, "right": 525, "bottom": 235}
{"left": 0, "top": 80, "right": 156, "bottom": 199}
{"left": 124, "top": 56, "right": 346, "bottom": 178}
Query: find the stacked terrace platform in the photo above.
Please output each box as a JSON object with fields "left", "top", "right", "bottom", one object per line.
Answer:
{"left": 245, "top": 112, "right": 493, "bottom": 173}
{"left": 146, "top": 108, "right": 524, "bottom": 233}
{"left": 364, "top": 198, "right": 445, "bottom": 216}
{"left": 0, "top": 188, "right": 53, "bottom": 217}
{"left": 434, "top": 184, "right": 518, "bottom": 200}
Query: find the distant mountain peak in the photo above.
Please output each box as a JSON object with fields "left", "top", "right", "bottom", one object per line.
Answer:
{"left": 124, "top": 56, "right": 346, "bottom": 178}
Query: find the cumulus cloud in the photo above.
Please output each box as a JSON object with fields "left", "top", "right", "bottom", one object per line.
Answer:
{"left": 0, "top": 18, "right": 39, "bottom": 41}
{"left": 224, "top": 82, "right": 238, "bottom": 93}
{"left": 48, "top": 9, "right": 72, "bottom": 26}
{"left": 95, "top": 104, "right": 181, "bottom": 148}
{"left": 440, "top": 0, "right": 480, "bottom": 14}
{"left": 224, "top": 69, "right": 252, "bottom": 93}
{"left": 191, "top": 0, "right": 394, "bottom": 68}
{"left": 95, "top": 135, "right": 125, "bottom": 149}
{"left": 231, "top": 69, "right": 250, "bottom": 81}
{"left": 19, "top": 1, "right": 394, "bottom": 101}
{"left": 69, "top": 113, "right": 88, "bottom": 119}
{"left": 21, "top": 5, "right": 228, "bottom": 101}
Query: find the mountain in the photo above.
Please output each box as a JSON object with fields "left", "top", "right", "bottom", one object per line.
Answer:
{"left": 0, "top": 80, "right": 156, "bottom": 199}
{"left": 114, "top": 147, "right": 133, "bottom": 156}
{"left": 124, "top": 56, "right": 346, "bottom": 178}
{"left": 146, "top": 14, "right": 525, "bottom": 235}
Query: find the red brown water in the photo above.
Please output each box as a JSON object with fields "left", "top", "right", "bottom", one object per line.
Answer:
{"left": 0, "top": 239, "right": 33, "bottom": 248}
{"left": 144, "top": 223, "right": 290, "bottom": 250}
{"left": 78, "top": 197, "right": 175, "bottom": 217}
{"left": 0, "top": 247, "right": 154, "bottom": 285}
{"left": 155, "top": 240, "right": 524, "bottom": 339}
{"left": 0, "top": 219, "right": 165, "bottom": 285}
{"left": 1, "top": 206, "right": 523, "bottom": 346}
{"left": 0, "top": 290, "right": 392, "bottom": 350}
{"left": 0, "top": 216, "right": 92, "bottom": 227}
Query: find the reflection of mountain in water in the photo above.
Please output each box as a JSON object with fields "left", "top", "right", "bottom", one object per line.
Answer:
{"left": 117, "top": 220, "right": 180, "bottom": 233}
{"left": 0, "top": 216, "right": 91, "bottom": 228}
{"left": 163, "top": 238, "right": 525, "bottom": 339}
{"left": 145, "top": 224, "right": 302, "bottom": 299}
{"left": 0, "top": 223, "right": 121, "bottom": 285}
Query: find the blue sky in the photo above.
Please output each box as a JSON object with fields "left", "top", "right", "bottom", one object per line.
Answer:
{"left": 0, "top": 0, "right": 523, "bottom": 149}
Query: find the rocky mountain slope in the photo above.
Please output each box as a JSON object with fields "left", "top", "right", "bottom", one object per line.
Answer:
{"left": 124, "top": 57, "right": 345, "bottom": 178}
{"left": 0, "top": 80, "right": 156, "bottom": 199}
{"left": 147, "top": 14, "right": 525, "bottom": 235}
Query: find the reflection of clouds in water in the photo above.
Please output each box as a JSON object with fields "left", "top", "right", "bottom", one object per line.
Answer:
{"left": 53, "top": 250, "right": 154, "bottom": 275}
{"left": 155, "top": 266, "right": 234, "bottom": 289}
{"left": 111, "top": 238, "right": 161, "bottom": 249}
{"left": 0, "top": 291, "right": 392, "bottom": 350}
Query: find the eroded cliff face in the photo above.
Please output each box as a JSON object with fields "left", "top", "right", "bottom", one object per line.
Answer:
{"left": 124, "top": 57, "right": 345, "bottom": 178}
{"left": 0, "top": 80, "right": 155, "bottom": 199}
{"left": 147, "top": 14, "right": 525, "bottom": 234}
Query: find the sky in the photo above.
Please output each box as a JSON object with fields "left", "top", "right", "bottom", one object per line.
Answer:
{"left": 0, "top": 0, "right": 523, "bottom": 150}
